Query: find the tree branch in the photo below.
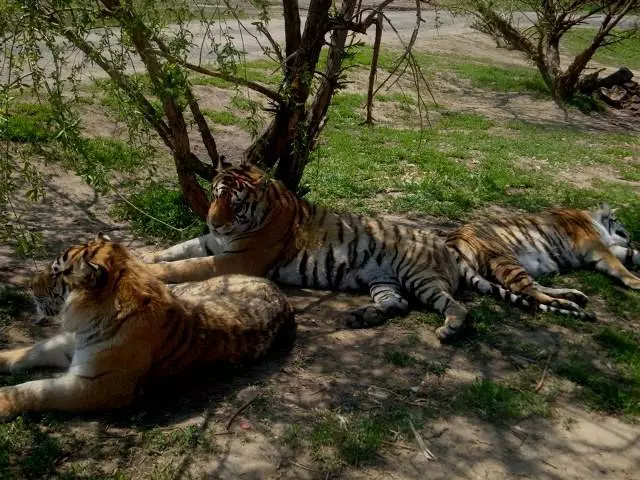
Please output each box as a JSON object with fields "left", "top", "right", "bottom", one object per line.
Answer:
{"left": 283, "top": 0, "right": 301, "bottom": 69}
{"left": 155, "top": 53, "right": 285, "bottom": 104}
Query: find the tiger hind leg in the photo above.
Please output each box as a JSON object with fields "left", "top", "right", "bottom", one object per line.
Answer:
{"left": 532, "top": 282, "right": 589, "bottom": 308}
{"left": 345, "top": 280, "right": 409, "bottom": 329}
{"left": 490, "top": 257, "right": 584, "bottom": 312}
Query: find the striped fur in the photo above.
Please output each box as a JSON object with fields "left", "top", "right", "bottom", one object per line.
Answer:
{"left": 0, "top": 235, "right": 294, "bottom": 418}
{"left": 30, "top": 264, "right": 68, "bottom": 325}
{"left": 446, "top": 204, "right": 640, "bottom": 319}
{"left": 145, "top": 163, "right": 533, "bottom": 341}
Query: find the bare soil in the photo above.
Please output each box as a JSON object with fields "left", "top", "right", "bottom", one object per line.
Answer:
{"left": 2, "top": 12, "right": 640, "bottom": 480}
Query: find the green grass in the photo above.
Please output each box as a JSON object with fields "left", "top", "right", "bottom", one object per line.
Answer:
{"left": 0, "top": 285, "right": 32, "bottom": 323}
{"left": 77, "top": 137, "right": 148, "bottom": 173}
{"left": 449, "top": 62, "right": 549, "bottom": 95}
{"left": 2, "top": 103, "right": 56, "bottom": 143}
{"left": 563, "top": 27, "right": 640, "bottom": 69}
{"left": 455, "top": 379, "right": 550, "bottom": 423}
{"left": 304, "top": 103, "right": 640, "bottom": 222}
{"left": 309, "top": 401, "right": 432, "bottom": 471}
{"left": 112, "top": 183, "right": 205, "bottom": 243}
{"left": 384, "top": 349, "right": 417, "bottom": 368}
{"left": 203, "top": 109, "right": 245, "bottom": 127}
{"left": 556, "top": 340, "right": 640, "bottom": 416}
{"left": 0, "top": 417, "right": 65, "bottom": 479}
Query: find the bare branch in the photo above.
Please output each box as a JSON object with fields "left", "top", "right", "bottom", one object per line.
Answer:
{"left": 253, "top": 21, "right": 284, "bottom": 65}
{"left": 365, "top": 14, "right": 383, "bottom": 125}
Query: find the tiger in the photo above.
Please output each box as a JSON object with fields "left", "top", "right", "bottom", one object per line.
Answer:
{"left": 0, "top": 234, "right": 295, "bottom": 418}
{"left": 446, "top": 204, "right": 640, "bottom": 318}
{"left": 30, "top": 264, "right": 67, "bottom": 325}
{"left": 143, "top": 160, "right": 536, "bottom": 341}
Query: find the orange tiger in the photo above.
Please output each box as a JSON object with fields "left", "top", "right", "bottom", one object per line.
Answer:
{"left": 0, "top": 234, "right": 294, "bottom": 418}
{"left": 144, "top": 160, "right": 535, "bottom": 341}
{"left": 446, "top": 204, "right": 640, "bottom": 317}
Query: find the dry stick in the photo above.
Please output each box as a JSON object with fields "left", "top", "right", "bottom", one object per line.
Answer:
{"left": 409, "top": 420, "right": 436, "bottom": 461}
{"left": 289, "top": 461, "right": 320, "bottom": 473}
{"left": 225, "top": 396, "right": 257, "bottom": 431}
{"left": 382, "top": 440, "right": 417, "bottom": 452}
{"left": 535, "top": 350, "right": 554, "bottom": 393}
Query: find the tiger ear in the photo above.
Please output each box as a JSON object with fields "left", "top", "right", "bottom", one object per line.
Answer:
{"left": 74, "top": 254, "right": 108, "bottom": 289}
{"left": 216, "top": 155, "right": 232, "bottom": 172}
{"left": 95, "top": 232, "right": 111, "bottom": 242}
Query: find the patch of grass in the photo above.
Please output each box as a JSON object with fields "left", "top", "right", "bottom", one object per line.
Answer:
{"left": 3, "top": 103, "right": 56, "bottom": 143}
{"left": 455, "top": 379, "right": 550, "bottom": 423}
{"left": 0, "top": 285, "right": 32, "bottom": 322}
{"left": 595, "top": 328, "right": 640, "bottom": 377}
{"left": 385, "top": 349, "right": 417, "bottom": 368}
{"left": 0, "top": 416, "right": 64, "bottom": 479}
{"left": 190, "top": 74, "right": 234, "bottom": 89}
{"left": 305, "top": 106, "right": 640, "bottom": 219}
{"left": 203, "top": 109, "right": 244, "bottom": 127}
{"left": 556, "top": 342, "right": 640, "bottom": 416}
{"left": 312, "top": 413, "right": 385, "bottom": 467}
{"left": 450, "top": 62, "right": 549, "bottom": 95}
{"left": 112, "top": 183, "right": 205, "bottom": 243}
{"left": 78, "top": 137, "right": 148, "bottom": 173}
{"left": 563, "top": 27, "right": 640, "bottom": 69}
{"left": 141, "top": 425, "right": 213, "bottom": 455}
{"left": 570, "top": 271, "right": 640, "bottom": 319}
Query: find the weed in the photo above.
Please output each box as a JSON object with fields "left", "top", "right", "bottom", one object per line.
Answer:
{"left": 203, "top": 109, "right": 242, "bottom": 127}
{"left": 385, "top": 349, "right": 416, "bottom": 368}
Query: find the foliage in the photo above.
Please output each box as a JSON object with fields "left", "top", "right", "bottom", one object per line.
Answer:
{"left": 0, "top": 0, "right": 431, "bottom": 230}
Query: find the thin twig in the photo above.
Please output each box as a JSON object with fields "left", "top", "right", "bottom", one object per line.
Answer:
{"left": 289, "top": 461, "right": 320, "bottom": 473}
{"left": 409, "top": 420, "right": 436, "bottom": 461}
{"left": 382, "top": 440, "right": 417, "bottom": 451}
{"left": 535, "top": 350, "right": 554, "bottom": 393}
{"left": 225, "top": 396, "right": 257, "bottom": 430}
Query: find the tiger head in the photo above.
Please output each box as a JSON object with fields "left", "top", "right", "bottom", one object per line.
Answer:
{"left": 29, "top": 264, "right": 68, "bottom": 325}
{"left": 208, "top": 157, "right": 273, "bottom": 235}
{"left": 591, "top": 203, "right": 631, "bottom": 247}
{"left": 42, "top": 233, "right": 153, "bottom": 331}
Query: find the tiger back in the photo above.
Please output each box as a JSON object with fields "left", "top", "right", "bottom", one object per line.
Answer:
{"left": 0, "top": 235, "right": 294, "bottom": 418}
{"left": 446, "top": 204, "right": 640, "bottom": 318}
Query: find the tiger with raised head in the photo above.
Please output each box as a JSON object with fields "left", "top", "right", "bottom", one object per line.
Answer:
{"left": 143, "top": 160, "right": 537, "bottom": 341}
{"left": 446, "top": 204, "right": 640, "bottom": 317}
{"left": 0, "top": 234, "right": 294, "bottom": 418}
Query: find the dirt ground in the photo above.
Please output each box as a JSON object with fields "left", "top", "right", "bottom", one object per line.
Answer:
{"left": 2, "top": 9, "right": 640, "bottom": 480}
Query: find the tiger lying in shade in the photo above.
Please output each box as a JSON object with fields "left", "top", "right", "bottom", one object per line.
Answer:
{"left": 446, "top": 204, "right": 640, "bottom": 317}
{"left": 0, "top": 234, "right": 294, "bottom": 418}
{"left": 143, "top": 160, "right": 543, "bottom": 341}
